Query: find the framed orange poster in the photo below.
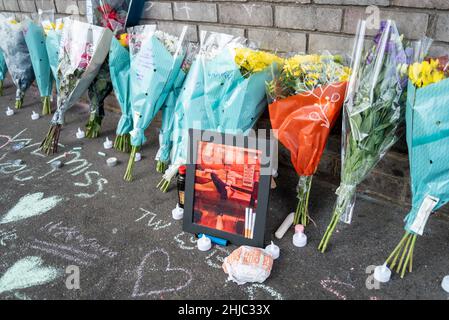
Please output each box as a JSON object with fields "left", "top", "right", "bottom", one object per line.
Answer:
{"left": 183, "top": 129, "right": 273, "bottom": 247}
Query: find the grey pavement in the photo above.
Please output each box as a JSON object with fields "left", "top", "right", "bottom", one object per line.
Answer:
{"left": 0, "top": 79, "right": 448, "bottom": 300}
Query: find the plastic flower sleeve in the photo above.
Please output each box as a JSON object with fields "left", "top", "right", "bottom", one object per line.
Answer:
{"left": 44, "top": 18, "right": 64, "bottom": 92}
{"left": 0, "top": 50, "right": 7, "bottom": 96}
{"left": 85, "top": 1, "right": 144, "bottom": 139}
{"left": 40, "top": 20, "right": 113, "bottom": 155}
{"left": 382, "top": 41, "right": 449, "bottom": 278}
{"left": 86, "top": 0, "right": 131, "bottom": 35}
{"left": 109, "top": 36, "right": 132, "bottom": 153}
{"left": 268, "top": 69, "right": 348, "bottom": 226}
{"left": 158, "top": 31, "right": 282, "bottom": 192}
{"left": 156, "top": 43, "right": 198, "bottom": 172}
{"left": 200, "top": 32, "right": 282, "bottom": 135}
{"left": 85, "top": 58, "right": 113, "bottom": 138}
{"left": 23, "top": 17, "right": 54, "bottom": 115}
{"left": 158, "top": 54, "right": 208, "bottom": 191}
{"left": 0, "top": 15, "right": 35, "bottom": 109}
{"left": 318, "top": 20, "right": 410, "bottom": 253}
{"left": 123, "top": 25, "right": 188, "bottom": 181}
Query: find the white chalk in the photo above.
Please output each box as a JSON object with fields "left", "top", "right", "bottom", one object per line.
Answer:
{"left": 97, "top": 151, "right": 106, "bottom": 157}
{"left": 103, "top": 137, "right": 113, "bottom": 149}
{"left": 134, "top": 152, "right": 142, "bottom": 162}
{"left": 31, "top": 111, "right": 40, "bottom": 120}
{"left": 6, "top": 107, "right": 14, "bottom": 116}
{"left": 76, "top": 128, "right": 85, "bottom": 139}
{"left": 275, "top": 212, "right": 295, "bottom": 239}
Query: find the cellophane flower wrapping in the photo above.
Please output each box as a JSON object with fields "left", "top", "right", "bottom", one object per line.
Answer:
{"left": 40, "top": 19, "right": 113, "bottom": 155}
{"left": 123, "top": 25, "right": 187, "bottom": 181}
{"left": 405, "top": 62, "right": 449, "bottom": 232}
{"left": 318, "top": 20, "right": 410, "bottom": 252}
{"left": 85, "top": 0, "right": 138, "bottom": 138}
{"left": 43, "top": 18, "right": 64, "bottom": 92}
{"left": 24, "top": 11, "right": 54, "bottom": 115}
{"left": 155, "top": 43, "right": 198, "bottom": 172}
{"left": 0, "top": 50, "right": 7, "bottom": 95}
{"left": 161, "top": 50, "right": 205, "bottom": 189}
{"left": 267, "top": 54, "right": 350, "bottom": 226}
{"left": 109, "top": 36, "right": 132, "bottom": 152}
{"left": 86, "top": 0, "right": 130, "bottom": 35}
{"left": 52, "top": 20, "right": 113, "bottom": 125}
{"left": 159, "top": 31, "right": 281, "bottom": 191}
{"left": 200, "top": 32, "right": 281, "bottom": 134}
{"left": 382, "top": 42, "right": 449, "bottom": 278}
{"left": 85, "top": 58, "right": 113, "bottom": 138}
{"left": 0, "top": 14, "right": 35, "bottom": 108}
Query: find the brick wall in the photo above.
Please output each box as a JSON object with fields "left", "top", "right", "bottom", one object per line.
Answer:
{"left": 2, "top": 0, "right": 449, "bottom": 212}
{"left": 1, "top": 1, "right": 449, "bottom": 55}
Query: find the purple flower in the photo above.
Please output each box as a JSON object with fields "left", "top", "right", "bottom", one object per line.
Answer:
{"left": 373, "top": 21, "right": 388, "bottom": 45}
{"left": 405, "top": 47, "right": 414, "bottom": 64}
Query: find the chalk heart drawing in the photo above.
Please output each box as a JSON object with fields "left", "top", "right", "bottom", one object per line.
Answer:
{"left": 0, "top": 192, "right": 63, "bottom": 224}
{"left": 0, "top": 256, "right": 60, "bottom": 294}
{"left": 132, "top": 249, "right": 192, "bottom": 297}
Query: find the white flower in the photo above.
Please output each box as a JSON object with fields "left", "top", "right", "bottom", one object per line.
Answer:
{"left": 154, "top": 30, "right": 180, "bottom": 55}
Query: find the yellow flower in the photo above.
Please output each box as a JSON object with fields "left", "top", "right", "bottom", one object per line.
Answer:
{"left": 119, "top": 33, "right": 129, "bottom": 47}
{"left": 235, "top": 48, "right": 283, "bottom": 74}
{"left": 409, "top": 59, "right": 445, "bottom": 88}
{"left": 338, "top": 66, "right": 351, "bottom": 82}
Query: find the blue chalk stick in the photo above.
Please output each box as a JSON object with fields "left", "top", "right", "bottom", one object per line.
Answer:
{"left": 198, "top": 234, "right": 228, "bottom": 246}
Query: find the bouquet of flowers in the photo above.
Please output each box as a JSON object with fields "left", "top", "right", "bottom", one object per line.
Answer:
{"left": 40, "top": 19, "right": 113, "bottom": 154}
{"left": 158, "top": 31, "right": 282, "bottom": 191}
{"left": 318, "top": 20, "right": 410, "bottom": 252}
{"left": 158, "top": 49, "right": 206, "bottom": 191}
{"left": 0, "top": 50, "right": 7, "bottom": 96}
{"left": 123, "top": 25, "right": 188, "bottom": 181}
{"left": 43, "top": 18, "right": 64, "bottom": 92}
{"left": 84, "top": 0, "right": 143, "bottom": 139}
{"left": 382, "top": 46, "right": 449, "bottom": 278}
{"left": 109, "top": 34, "right": 132, "bottom": 153}
{"left": 87, "top": 0, "right": 130, "bottom": 35}
{"left": 84, "top": 59, "right": 113, "bottom": 138}
{"left": 0, "top": 15, "right": 35, "bottom": 109}
{"left": 155, "top": 43, "right": 197, "bottom": 173}
{"left": 267, "top": 54, "right": 350, "bottom": 227}
{"left": 23, "top": 13, "right": 55, "bottom": 115}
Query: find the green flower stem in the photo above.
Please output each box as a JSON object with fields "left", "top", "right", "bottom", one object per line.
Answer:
{"left": 0, "top": 80, "right": 3, "bottom": 96}
{"left": 40, "top": 124, "right": 62, "bottom": 155}
{"left": 294, "top": 175, "right": 313, "bottom": 226}
{"left": 156, "top": 160, "right": 168, "bottom": 174}
{"left": 385, "top": 231, "right": 417, "bottom": 278}
{"left": 157, "top": 177, "right": 171, "bottom": 193}
{"left": 114, "top": 134, "right": 131, "bottom": 153}
{"left": 42, "top": 96, "right": 51, "bottom": 115}
{"left": 85, "top": 114, "right": 103, "bottom": 139}
{"left": 318, "top": 188, "right": 355, "bottom": 253}
{"left": 15, "top": 98, "right": 23, "bottom": 109}
{"left": 124, "top": 146, "right": 139, "bottom": 182}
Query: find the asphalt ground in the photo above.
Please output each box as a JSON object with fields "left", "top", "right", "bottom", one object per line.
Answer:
{"left": 0, "top": 79, "right": 448, "bottom": 300}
